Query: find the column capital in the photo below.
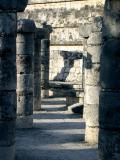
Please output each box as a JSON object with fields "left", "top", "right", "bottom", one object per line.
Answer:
{"left": 17, "top": 19, "right": 36, "bottom": 33}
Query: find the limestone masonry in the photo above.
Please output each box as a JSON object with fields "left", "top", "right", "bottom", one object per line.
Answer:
{"left": 0, "top": 0, "right": 120, "bottom": 160}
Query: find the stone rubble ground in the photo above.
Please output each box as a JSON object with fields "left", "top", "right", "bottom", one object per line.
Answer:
{"left": 16, "top": 98, "right": 99, "bottom": 160}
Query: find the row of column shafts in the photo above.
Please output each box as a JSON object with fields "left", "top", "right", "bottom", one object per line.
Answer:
{"left": 16, "top": 19, "right": 50, "bottom": 128}
{"left": 0, "top": 0, "right": 120, "bottom": 160}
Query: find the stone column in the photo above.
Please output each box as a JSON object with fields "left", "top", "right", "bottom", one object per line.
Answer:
{"left": 83, "top": 17, "right": 103, "bottom": 144}
{"left": 34, "top": 28, "right": 43, "bottom": 111}
{"left": 0, "top": 1, "right": 28, "bottom": 160}
{"left": 16, "top": 19, "right": 35, "bottom": 128}
{"left": 41, "top": 39, "right": 50, "bottom": 98}
{"left": 99, "top": 0, "right": 120, "bottom": 159}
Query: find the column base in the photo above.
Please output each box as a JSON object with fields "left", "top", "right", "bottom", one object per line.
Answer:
{"left": 16, "top": 115, "right": 33, "bottom": 129}
{"left": 85, "top": 126, "right": 99, "bottom": 144}
{"left": 0, "top": 144, "right": 15, "bottom": 160}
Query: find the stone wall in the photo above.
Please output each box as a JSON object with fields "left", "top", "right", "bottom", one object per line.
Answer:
{"left": 49, "top": 49, "right": 83, "bottom": 83}
{"left": 18, "top": 0, "right": 105, "bottom": 87}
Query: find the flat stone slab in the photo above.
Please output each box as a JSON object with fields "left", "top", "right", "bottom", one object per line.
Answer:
{"left": 49, "top": 81, "right": 75, "bottom": 89}
{"left": 49, "top": 81, "right": 83, "bottom": 97}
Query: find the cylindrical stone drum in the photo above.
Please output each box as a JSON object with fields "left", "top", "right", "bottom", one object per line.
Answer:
{"left": 83, "top": 16, "right": 103, "bottom": 144}
{"left": 16, "top": 19, "right": 36, "bottom": 129}
{"left": 99, "top": 1, "right": 120, "bottom": 160}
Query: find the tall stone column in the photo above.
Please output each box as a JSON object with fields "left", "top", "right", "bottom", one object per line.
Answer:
{"left": 16, "top": 19, "right": 35, "bottom": 128}
{"left": 83, "top": 17, "right": 103, "bottom": 144}
{"left": 0, "top": 1, "right": 28, "bottom": 160}
{"left": 41, "top": 39, "right": 50, "bottom": 98}
{"left": 99, "top": 0, "right": 120, "bottom": 159}
{"left": 34, "top": 28, "right": 43, "bottom": 111}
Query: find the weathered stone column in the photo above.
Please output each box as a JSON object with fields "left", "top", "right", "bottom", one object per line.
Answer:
{"left": 83, "top": 17, "right": 103, "bottom": 144}
{"left": 41, "top": 39, "right": 50, "bottom": 98}
{"left": 16, "top": 19, "right": 35, "bottom": 128}
{"left": 34, "top": 28, "right": 43, "bottom": 111}
{"left": 99, "top": 0, "right": 120, "bottom": 159}
{"left": 0, "top": 1, "right": 28, "bottom": 160}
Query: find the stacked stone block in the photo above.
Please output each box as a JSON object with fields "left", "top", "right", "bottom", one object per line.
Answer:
{"left": 99, "top": 0, "right": 120, "bottom": 159}
{"left": 0, "top": 1, "right": 28, "bottom": 159}
{"left": 41, "top": 39, "right": 50, "bottom": 98}
{"left": 83, "top": 17, "right": 103, "bottom": 144}
{"left": 16, "top": 19, "right": 35, "bottom": 128}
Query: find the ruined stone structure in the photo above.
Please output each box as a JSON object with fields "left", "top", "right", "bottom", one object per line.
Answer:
{"left": 0, "top": 0, "right": 120, "bottom": 160}
{"left": 0, "top": 1, "right": 28, "bottom": 159}
{"left": 16, "top": 19, "right": 35, "bottom": 128}
{"left": 18, "top": 0, "right": 104, "bottom": 102}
